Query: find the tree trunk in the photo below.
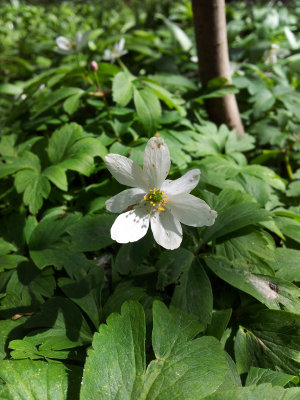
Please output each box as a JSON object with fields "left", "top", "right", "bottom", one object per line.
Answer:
{"left": 191, "top": 0, "right": 244, "bottom": 137}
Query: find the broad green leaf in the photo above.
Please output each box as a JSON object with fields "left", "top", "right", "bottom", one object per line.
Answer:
{"left": 0, "top": 83, "right": 23, "bottom": 95}
{"left": 23, "top": 297, "right": 93, "bottom": 352}
{"left": 43, "top": 165, "right": 68, "bottom": 191}
{"left": 235, "top": 173, "right": 270, "bottom": 206}
{"left": 155, "top": 247, "right": 194, "bottom": 290}
{"left": 32, "top": 87, "right": 84, "bottom": 118}
{"left": 205, "top": 256, "right": 300, "bottom": 313}
{"left": 47, "top": 123, "right": 107, "bottom": 176}
{"left": 216, "top": 228, "right": 275, "bottom": 275}
{"left": 246, "top": 366, "right": 298, "bottom": 387}
{"left": 29, "top": 214, "right": 81, "bottom": 269}
{"left": 141, "top": 302, "right": 230, "bottom": 399}
{"left": 172, "top": 258, "right": 213, "bottom": 328}
{"left": 114, "top": 233, "right": 153, "bottom": 275}
{"left": 275, "top": 216, "right": 300, "bottom": 243}
{"left": 0, "top": 360, "right": 81, "bottom": 400}
{"left": 159, "top": 130, "right": 192, "bottom": 168}
{"left": 142, "top": 79, "right": 186, "bottom": 116}
{"left": 102, "top": 282, "right": 147, "bottom": 320}
{"left": 203, "top": 198, "right": 271, "bottom": 244}
{"left": 66, "top": 214, "right": 114, "bottom": 252}
{"left": 206, "top": 309, "right": 232, "bottom": 342}
{"left": 195, "top": 85, "right": 239, "bottom": 101}
{"left": 80, "top": 301, "right": 146, "bottom": 400}
{"left": 0, "top": 237, "right": 27, "bottom": 272}
{"left": 81, "top": 301, "right": 230, "bottom": 400}
{"left": 14, "top": 169, "right": 51, "bottom": 214}
{"left": 235, "top": 309, "right": 300, "bottom": 375}
{"left": 0, "top": 318, "right": 27, "bottom": 360}
{"left": 58, "top": 264, "right": 104, "bottom": 328}
{"left": 202, "top": 384, "right": 300, "bottom": 400}
{"left": 287, "top": 180, "right": 300, "bottom": 197}
{"left": 112, "top": 70, "right": 134, "bottom": 106}
{"left": 0, "top": 150, "right": 41, "bottom": 178}
{"left": 4, "top": 262, "right": 55, "bottom": 311}
{"left": 271, "top": 248, "right": 300, "bottom": 282}
{"left": 159, "top": 15, "right": 192, "bottom": 51}
{"left": 133, "top": 86, "right": 161, "bottom": 134}
{"left": 63, "top": 91, "right": 84, "bottom": 115}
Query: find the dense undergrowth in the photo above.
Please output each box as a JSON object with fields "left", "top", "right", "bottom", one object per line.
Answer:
{"left": 0, "top": 0, "right": 300, "bottom": 398}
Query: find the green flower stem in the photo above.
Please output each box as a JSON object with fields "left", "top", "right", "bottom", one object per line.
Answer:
{"left": 93, "top": 71, "right": 112, "bottom": 120}
{"left": 285, "top": 151, "right": 294, "bottom": 180}
{"left": 116, "top": 57, "right": 126, "bottom": 70}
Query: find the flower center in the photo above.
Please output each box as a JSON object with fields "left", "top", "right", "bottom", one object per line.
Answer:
{"left": 144, "top": 188, "right": 172, "bottom": 212}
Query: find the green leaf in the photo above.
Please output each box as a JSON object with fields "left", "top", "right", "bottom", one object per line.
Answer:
{"left": 286, "top": 180, "right": 300, "bottom": 197}
{"left": 112, "top": 71, "right": 134, "bottom": 106}
{"left": 275, "top": 216, "right": 300, "bottom": 243}
{"left": 47, "top": 123, "right": 107, "bottom": 176}
{"left": 14, "top": 169, "right": 51, "bottom": 214}
{"left": 43, "top": 165, "right": 68, "bottom": 191}
{"left": 133, "top": 86, "right": 161, "bottom": 134}
{"left": 216, "top": 228, "right": 275, "bottom": 275}
{"left": 58, "top": 264, "right": 104, "bottom": 328}
{"left": 102, "top": 282, "right": 147, "bottom": 320}
{"left": 203, "top": 194, "right": 271, "bottom": 244}
{"left": 0, "top": 360, "right": 81, "bottom": 400}
{"left": 246, "top": 366, "right": 298, "bottom": 387}
{"left": 4, "top": 262, "right": 56, "bottom": 309}
{"left": 172, "top": 258, "right": 213, "bottom": 328}
{"left": 141, "top": 302, "right": 230, "bottom": 399}
{"left": 205, "top": 256, "right": 300, "bottom": 313}
{"left": 63, "top": 92, "right": 84, "bottom": 115}
{"left": 67, "top": 214, "right": 115, "bottom": 252}
{"left": 80, "top": 301, "right": 146, "bottom": 399}
{"left": 206, "top": 309, "right": 232, "bottom": 342}
{"left": 29, "top": 214, "right": 81, "bottom": 270}
{"left": 142, "top": 79, "right": 186, "bottom": 116}
{"left": 0, "top": 151, "right": 41, "bottom": 178}
{"left": 156, "top": 247, "right": 194, "bottom": 290}
{"left": 159, "top": 15, "right": 192, "bottom": 51}
{"left": 114, "top": 232, "right": 153, "bottom": 275}
{"left": 235, "top": 309, "right": 300, "bottom": 375}
{"left": 0, "top": 318, "right": 27, "bottom": 360}
{"left": 271, "top": 248, "right": 300, "bottom": 282}
{"left": 81, "top": 301, "right": 230, "bottom": 400}
{"left": 23, "top": 297, "right": 93, "bottom": 352}
{"left": 202, "top": 384, "right": 300, "bottom": 400}
{"left": 32, "top": 87, "right": 84, "bottom": 118}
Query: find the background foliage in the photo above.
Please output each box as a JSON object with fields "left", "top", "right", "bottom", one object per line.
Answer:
{"left": 0, "top": 0, "right": 300, "bottom": 398}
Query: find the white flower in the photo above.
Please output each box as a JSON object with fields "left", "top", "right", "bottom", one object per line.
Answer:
{"left": 56, "top": 31, "right": 90, "bottom": 55}
{"left": 105, "top": 137, "right": 217, "bottom": 250}
{"left": 102, "top": 38, "right": 128, "bottom": 63}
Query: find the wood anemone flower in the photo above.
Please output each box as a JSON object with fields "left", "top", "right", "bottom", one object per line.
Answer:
{"left": 105, "top": 136, "right": 217, "bottom": 250}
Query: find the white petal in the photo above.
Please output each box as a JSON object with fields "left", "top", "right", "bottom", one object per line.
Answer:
{"left": 117, "top": 38, "right": 125, "bottom": 53}
{"left": 143, "top": 137, "right": 170, "bottom": 190}
{"left": 106, "top": 188, "right": 145, "bottom": 213}
{"left": 56, "top": 36, "right": 72, "bottom": 51}
{"left": 119, "top": 49, "right": 128, "bottom": 58}
{"left": 102, "top": 49, "right": 112, "bottom": 61}
{"left": 169, "top": 194, "right": 217, "bottom": 227}
{"left": 75, "top": 31, "right": 83, "bottom": 45}
{"left": 150, "top": 210, "right": 182, "bottom": 250}
{"left": 77, "top": 31, "right": 90, "bottom": 50}
{"left": 111, "top": 205, "right": 150, "bottom": 244}
{"left": 105, "top": 154, "right": 147, "bottom": 190}
{"left": 161, "top": 169, "right": 200, "bottom": 196}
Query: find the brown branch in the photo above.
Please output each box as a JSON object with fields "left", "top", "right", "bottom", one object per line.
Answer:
{"left": 192, "top": 0, "right": 244, "bottom": 137}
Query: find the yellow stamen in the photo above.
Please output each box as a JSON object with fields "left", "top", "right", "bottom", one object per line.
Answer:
{"left": 144, "top": 188, "right": 170, "bottom": 212}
